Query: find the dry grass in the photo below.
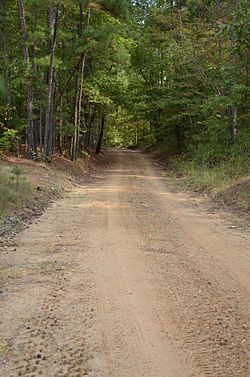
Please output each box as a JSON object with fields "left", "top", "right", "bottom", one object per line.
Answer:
{"left": 0, "top": 166, "right": 33, "bottom": 217}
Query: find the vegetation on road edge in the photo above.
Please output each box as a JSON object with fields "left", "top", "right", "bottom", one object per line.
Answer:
{"left": 151, "top": 145, "right": 249, "bottom": 213}
{"left": 0, "top": 166, "right": 33, "bottom": 216}
{"left": 0, "top": 152, "right": 110, "bottom": 243}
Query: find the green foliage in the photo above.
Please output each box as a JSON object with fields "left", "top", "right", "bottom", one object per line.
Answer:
{"left": 0, "top": 129, "right": 19, "bottom": 155}
{"left": 0, "top": 0, "right": 248, "bottom": 168}
{"left": 105, "top": 108, "right": 154, "bottom": 147}
{"left": 127, "top": 0, "right": 250, "bottom": 169}
{"left": 0, "top": 166, "right": 33, "bottom": 215}
{"left": 174, "top": 157, "right": 248, "bottom": 193}
{"left": 11, "top": 166, "right": 23, "bottom": 190}
{"left": 81, "top": 150, "right": 90, "bottom": 159}
{"left": 0, "top": 76, "right": 6, "bottom": 97}
{"left": 11, "top": 165, "right": 22, "bottom": 176}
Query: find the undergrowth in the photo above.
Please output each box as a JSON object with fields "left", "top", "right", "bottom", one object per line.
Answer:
{"left": 149, "top": 142, "right": 250, "bottom": 212}
{"left": 170, "top": 157, "right": 248, "bottom": 192}
{"left": 0, "top": 166, "right": 33, "bottom": 217}
{"left": 169, "top": 156, "right": 250, "bottom": 211}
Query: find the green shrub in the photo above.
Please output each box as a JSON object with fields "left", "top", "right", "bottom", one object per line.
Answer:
{"left": 0, "top": 128, "right": 20, "bottom": 155}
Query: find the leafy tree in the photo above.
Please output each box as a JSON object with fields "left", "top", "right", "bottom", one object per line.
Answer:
{"left": 0, "top": 0, "right": 249, "bottom": 170}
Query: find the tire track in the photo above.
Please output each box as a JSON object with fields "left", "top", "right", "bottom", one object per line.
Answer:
{"left": 126, "top": 152, "right": 250, "bottom": 377}
{"left": 89, "top": 159, "right": 193, "bottom": 377}
{"left": 1, "top": 195, "right": 98, "bottom": 377}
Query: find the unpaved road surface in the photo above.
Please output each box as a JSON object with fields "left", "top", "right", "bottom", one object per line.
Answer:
{"left": 0, "top": 150, "right": 249, "bottom": 377}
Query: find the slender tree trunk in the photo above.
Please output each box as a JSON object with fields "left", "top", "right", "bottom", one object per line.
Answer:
{"left": 52, "top": 78, "right": 56, "bottom": 154}
{"left": 1, "top": 17, "right": 12, "bottom": 126}
{"left": 71, "top": 5, "right": 90, "bottom": 160}
{"left": 59, "top": 96, "right": 63, "bottom": 154}
{"left": 229, "top": 106, "right": 237, "bottom": 141}
{"left": 75, "top": 54, "right": 87, "bottom": 157}
{"left": 72, "top": 76, "right": 80, "bottom": 161}
{"left": 31, "top": 45, "right": 39, "bottom": 157}
{"left": 216, "top": 0, "right": 226, "bottom": 122}
{"left": 0, "top": 1, "right": 12, "bottom": 130}
{"left": 228, "top": 0, "right": 240, "bottom": 142}
{"left": 175, "top": 124, "right": 182, "bottom": 150}
{"left": 44, "top": 6, "right": 58, "bottom": 160}
{"left": 56, "top": 57, "right": 84, "bottom": 108}
{"left": 18, "top": 0, "right": 35, "bottom": 158}
{"left": 39, "top": 103, "right": 43, "bottom": 160}
{"left": 84, "top": 107, "right": 93, "bottom": 150}
{"left": 135, "top": 124, "right": 138, "bottom": 145}
{"left": 95, "top": 112, "right": 105, "bottom": 155}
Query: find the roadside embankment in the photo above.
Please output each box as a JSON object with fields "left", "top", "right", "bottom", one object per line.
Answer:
{"left": 149, "top": 147, "right": 250, "bottom": 221}
{"left": 0, "top": 153, "right": 109, "bottom": 253}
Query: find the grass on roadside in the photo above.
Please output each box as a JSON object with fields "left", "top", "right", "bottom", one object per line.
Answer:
{"left": 0, "top": 266, "right": 4, "bottom": 290}
{"left": 0, "top": 343, "right": 9, "bottom": 355}
{"left": 169, "top": 156, "right": 250, "bottom": 211}
{"left": 0, "top": 165, "right": 34, "bottom": 217}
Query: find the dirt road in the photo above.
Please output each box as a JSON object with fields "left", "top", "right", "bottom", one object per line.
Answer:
{"left": 0, "top": 150, "right": 249, "bottom": 377}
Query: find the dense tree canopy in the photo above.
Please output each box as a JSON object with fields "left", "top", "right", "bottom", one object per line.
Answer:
{"left": 0, "top": 0, "right": 249, "bottom": 167}
{"left": 127, "top": 0, "right": 250, "bottom": 167}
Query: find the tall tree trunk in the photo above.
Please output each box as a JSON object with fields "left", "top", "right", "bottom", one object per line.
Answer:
{"left": 44, "top": 6, "right": 58, "bottom": 160}
{"left": 39, "top": 103, "right": 43, "bottom": 160}
{"left": 228, "top": 0, "right": 240, "bottom": 142}
{"left": 175, "top": 124, "right": 182, "bottom": 150}
{"left": 84, "top": 105, "right": 95, "bottom": 150}
{"left": 18, "top": 0, "right": 35, "bottom": 158}
{"left": 229, "top": 106, "right": 237, "bottom": 141}
{"left": 216, "top": 0, "right": 226, "bottom": 117}
{"left": 76, "top": 53, "right": 87, "bottom": 153}
{"left": 71, "top": 5, "right": 90, "bottom": 160}
{"left": 95, "top": 112, "right": 105, "bottom": 155}
{"left": 72, "top": 75, "right": 80, "bottom": 161}
{"left": 59, "top": 96, "right": 63, "bottom": 154}
{"left": 0, "top": 4, "right": 12, "bottom": 127}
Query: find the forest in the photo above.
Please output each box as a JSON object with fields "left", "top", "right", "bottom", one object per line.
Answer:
{"left": 0, "top": 0, "right": 249, "bottom": 172}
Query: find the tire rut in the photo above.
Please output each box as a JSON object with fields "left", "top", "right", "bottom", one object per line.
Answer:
{"left": 126, "top": 152, "right": 250, "bottom": 377}
{"left": 1, "top": 202, "right": 97, "bottom": 377}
